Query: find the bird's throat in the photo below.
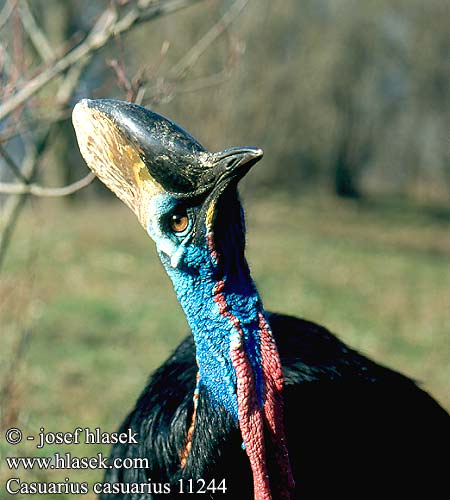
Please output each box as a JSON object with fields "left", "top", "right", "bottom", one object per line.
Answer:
{"left": 167, "top": 240, "right": 265, "bottom": 421}
{"left": 162, "top": 233, "right": 294, "bottom": 500}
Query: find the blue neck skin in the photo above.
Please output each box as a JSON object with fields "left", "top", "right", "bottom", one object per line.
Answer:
{"left": 147, "top": 194, "right": 266, "bottom": 421}
{"left": 164, "top": 240, "right": 265, "bottom": 422}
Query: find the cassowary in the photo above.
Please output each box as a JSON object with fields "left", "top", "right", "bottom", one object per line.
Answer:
{"left": 72, "top": 99, "right": 448, "bottom": 500}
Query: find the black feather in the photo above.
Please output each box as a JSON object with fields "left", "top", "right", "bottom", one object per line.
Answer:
{"left": 101, "top": 313, "right": 449, "bottom": 499}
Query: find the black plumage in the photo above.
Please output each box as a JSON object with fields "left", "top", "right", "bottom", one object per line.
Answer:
{"left": 102, "top": 313, "right": 448, "bottom": 499}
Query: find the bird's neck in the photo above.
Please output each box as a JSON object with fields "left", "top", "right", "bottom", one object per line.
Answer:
{"left": 162, "top": 233, "right": 294, "bottom": 500}
{"left": 166, "top": 241, "right": 266, "bottom": 421}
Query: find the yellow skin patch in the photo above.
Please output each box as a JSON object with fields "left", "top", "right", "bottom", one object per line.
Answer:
{"left": 205, "top": 200, "right": 217, "bottom": 233}
{"left": 72, "top": 101, "right": 163, "bottom": 228}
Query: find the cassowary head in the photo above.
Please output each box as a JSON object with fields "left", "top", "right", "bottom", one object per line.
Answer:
{"left": 72, "top": 99, "right": 293, "bottom": 500}
{"left": 72, "top": 99, "right": 262, "bottom": 276}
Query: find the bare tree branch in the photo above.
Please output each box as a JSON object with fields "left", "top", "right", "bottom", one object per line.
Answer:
{"left": 168, "top": 0, "right": 248, "bottom": 80}
{"left": 175, "top": 69, "right": 234, "bottom": 94}
{"left": 0, "top": 143, "right": 29, "bottom": 183}
{"left": 0, "top": 0, "right": 203, "bottom": 122}
{"left": 0, "top": 172, "right": 96, "bottom": 197}
{"left": 0, "top": 0, "right": 15, "bottom": 32}
{"left": 142, "top": 0, "right": 248, "bottom": 105}
{"left": 0, "top": 108, "right": 70, "bottom": 143}
{"left": 18, "top": 0, "right": 55, "bottom": 62}
{"left": 0, "top": 132, "right": 51, "bottom": 271}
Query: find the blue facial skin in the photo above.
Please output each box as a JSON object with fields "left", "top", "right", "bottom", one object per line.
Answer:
{"left": 147, "top": 193, "right": 265, "bottom": 422}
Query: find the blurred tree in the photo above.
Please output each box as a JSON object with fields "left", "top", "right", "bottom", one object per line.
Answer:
{"left": 1, "top": 0, "right": 448, "bottom": 243}
{"left": 134, "top": 0, "right": 448, "bottom": 202}
{"left": 0, "top": 0, "right": 252, "bottom": 271}
{"left": 0, "top": 0, "right": 250, "bottom": 432}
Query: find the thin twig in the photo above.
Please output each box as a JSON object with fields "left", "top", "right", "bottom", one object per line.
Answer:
{"left": 142, "top": 0, "right": 247, "bottom": 105}
{"left": 0, "top": 172, "right": 96, "bottom": 197}
{"left": 0, "top": 130, "right": 51, "bottom": 271}
{"left": 56, "top": 60, "right": 89, "bottom": 104}
{"left": 0, "top": 0, "right": 203, "bottom": 122}
{"left": 0, "top": 39, "right": 14, "bottom": 77}
{"left": 18, "top": 0, "right": 55, "bottom": 62}
{"left": 0, "top": 0, "right": 15, "bottom": 32}
{"left": 0, "top": 108, "right": 71, "bottom": 143}
{"left": 110, "top": 39, "right": 171, "bottom": 104}
{"left": 10, "top": 1, "right": 25, "bottom": 90}
{"left": 168, "top": 0, "right": 248, "bottom": 80}
{"left": 0, "top": 143, "right": 29, "bottom": 183}
{"left": 175, "top": 69, "right": 233, "bottom": 94}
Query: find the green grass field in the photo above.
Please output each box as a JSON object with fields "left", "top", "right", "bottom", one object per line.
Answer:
{"left": 1, "top": 195, "right": 449, "bottom": 498}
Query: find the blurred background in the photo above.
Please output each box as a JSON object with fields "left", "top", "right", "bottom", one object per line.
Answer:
{"left": 0, "top": 0, "right": 448, "bottom": 497}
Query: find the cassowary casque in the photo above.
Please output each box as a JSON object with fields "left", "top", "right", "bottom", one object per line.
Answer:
{"left": 72, "top": 99, "right": 448, "bottom": 500}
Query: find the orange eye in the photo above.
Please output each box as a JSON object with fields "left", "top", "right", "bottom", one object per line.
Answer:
{"left": 170, "top": 212, "right": 189, "bottom": 233}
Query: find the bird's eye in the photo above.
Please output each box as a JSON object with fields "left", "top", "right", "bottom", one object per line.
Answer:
{"left": 170, "top": 211, "right": 190, "bottom": 234}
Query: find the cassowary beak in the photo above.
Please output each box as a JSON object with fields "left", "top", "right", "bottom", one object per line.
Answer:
{"left": 72, "top": 99, "right": 262, "bottom": 232}
{"left": 197, "top": 146, "right": 263, "bottom": 236}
